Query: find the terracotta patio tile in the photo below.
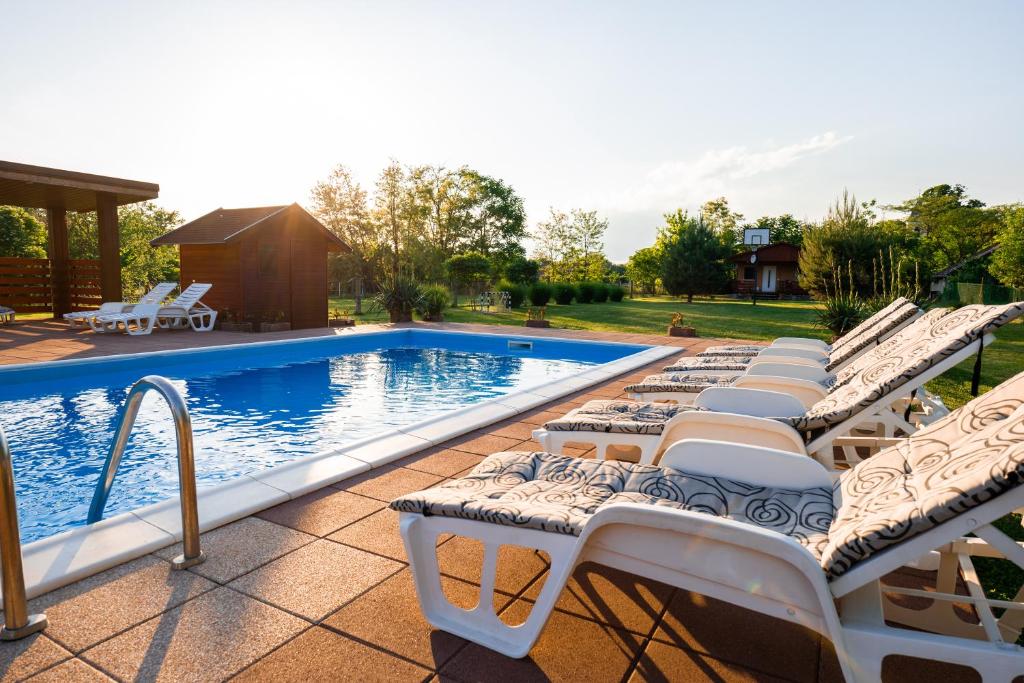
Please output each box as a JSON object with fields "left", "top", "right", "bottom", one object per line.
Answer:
{"left": 327, "top": 507, "right": 451, "bottom": 561}
{"left": 153, "top": 516, "right": 316, "bottom": 583}
{"left": 334, "top": 467, "right": 445, "bottom": 502}
{"left": 28, "top": 555, "right": 216, "bottom": 653}
{"left": 653, "top": 590, "right": 822, "bottom": 682}
{"left": 399, "top": 449, "right": 486, "bottom": 478}
{"left": 440, "top": 610, "right": 642, "bottom": 683}
{"left": 80, "top": 587, "right": 306, "bottom": 682}
{"left": 883, "top": 655, "right": 985, "bottom": 682}
{"left": 256, "top": 486, "right": 384, "bottom": 536}
{"left": 630, "top": 639, "right": 783, "bottom": 682}
{"left": 0, "top": 634, "right": 71, "bottom": 682}
{"left": 235, "top": 626, "right": 431, "bottom": 682}
{"left": 517, "top": 410, "right": 567, "bottom": 426}
{"left": 26, "top": 657, "right": 113, "bottom": 682}
{"left": 323, "top": 569, "right": 512, "bottom": 670}
{"left": 513, "top": 562, "right": 673, "bottom": 636}
{"left": 488, "top": 422, "right": 539, "bottom": 441}
{"left": 444, "top": 433, "right": 523, "bottom": 456}
{"left": 436, "top": 537, "right": 549, "bottom": 595}
{"left": 228, "top": 539, "right": 402, "bottom": 621}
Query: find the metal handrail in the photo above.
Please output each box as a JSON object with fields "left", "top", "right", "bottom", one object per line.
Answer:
{"left": 87, "top": 375, "right": 205, "bottom": 570}
{"left": 0, "top": 426, "right": 48, "bottom": 640}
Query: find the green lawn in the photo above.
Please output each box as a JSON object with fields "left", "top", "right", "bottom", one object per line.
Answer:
{"left": 333, "top": 294, "right": 1023, "bottom": 411}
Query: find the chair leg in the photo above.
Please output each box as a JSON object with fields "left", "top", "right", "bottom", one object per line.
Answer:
{"left": 189, "top": 311, "right": 217, "bottom": 332}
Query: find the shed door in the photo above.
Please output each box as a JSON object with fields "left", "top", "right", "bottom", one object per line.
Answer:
{"left": 289, "top": 236, "right": 327, "bottom": 329}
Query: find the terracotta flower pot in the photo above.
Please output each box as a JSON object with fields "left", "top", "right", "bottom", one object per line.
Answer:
{"left": 668, "top": 325, "right": 696, "bottom": 337}
{"left": 525, "top": 320, "right": 551, "bottom": 328}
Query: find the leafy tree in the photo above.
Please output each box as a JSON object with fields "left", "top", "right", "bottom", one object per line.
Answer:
{"left": 886, "top": 184, "right": 1000, "bottom": 273}
{"left": 531, "top": 208, "right": 609, "bottom": 282}
{"left": 743, "top": 214, "right": 805, "bottom": 246}
{"left": 444, "top": 251, "right": 491, "bottom": 304}
{"left": 625, "top": 246, "right": 662, "bottom": 294}
{"left": 701, "top": 197, "right": 743, "bottom": 249}
{"left": 0, "top": 206, "right": 47, "bottom": 258}
{"left": 659, "top": 211, "right": 731, "bottom": 303}
{"left": 459, "top": 170, "right": 527, "bottom": 263}
{"left": 533, "top": 209, "right": 574, "bottom": 281}
{"left": 991, "top": 206, "right": 1024, "bottom": 288}
{"left": 501, "top": 255, "right": 540, "bottom": 284}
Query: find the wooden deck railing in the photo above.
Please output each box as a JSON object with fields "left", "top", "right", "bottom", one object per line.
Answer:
{"left": 0, "top": 257, "right": 103, "bottom": 313}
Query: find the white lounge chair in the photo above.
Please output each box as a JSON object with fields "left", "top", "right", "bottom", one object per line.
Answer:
{"left": 91, "top": 303, "right": 162, "bottom": 336}
{"left": 74, "top": 282, "right": 178, "bottom": 331}
{"left": 392, "top": 386, "right": 1024, "bottom": 680}
{"left": 627, "top": 307, "right": 947, "bottom": 406}
{"left": 156, "top": 283, "right": 217, "bottom": 332}
{"left": 0, "top": 306, "right": 14, "bottom": 325}
{"left": 535, "top": 302, "right": 1024, "bottom": 468}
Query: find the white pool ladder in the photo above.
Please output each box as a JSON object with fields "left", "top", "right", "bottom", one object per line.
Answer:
{"left": 87, "top": 375, "right": 206, "bottom": 570}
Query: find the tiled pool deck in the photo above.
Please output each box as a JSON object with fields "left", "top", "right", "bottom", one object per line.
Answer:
{"left": 0, "top": 321, "right": 969, "bottom": 681}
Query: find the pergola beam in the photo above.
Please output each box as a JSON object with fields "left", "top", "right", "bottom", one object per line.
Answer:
{"left": 46, "top": 207, "right": 70, "bottom": 317}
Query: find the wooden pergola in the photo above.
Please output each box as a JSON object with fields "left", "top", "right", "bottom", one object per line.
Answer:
{"left": 0, "top": 161, "right": 159, "bottom": 317}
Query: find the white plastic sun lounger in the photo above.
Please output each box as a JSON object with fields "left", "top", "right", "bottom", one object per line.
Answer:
{"left": 0, "top": 306, "right": 14, "bottom": 325}
{"left": 392, "top": 392, "right": 1024, "bottom": 680}
{"left": 91, "top": 303, "right": 162, "bottom": 336}
{"left": 535, "top": 303, "right": 1024, "bottom": 468}
{"left": 75, "top": 282, "right": 178, "bottom": 331}
{"left": 627, "top": 306, "right": 946, "bottom": 407}
{"left": 156, "top": 283, "right": 217, "bottom": 332}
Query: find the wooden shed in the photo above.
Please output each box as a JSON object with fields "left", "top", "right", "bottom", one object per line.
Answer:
{"left": 152, "top": 203, "right": 348, "bottom": 330}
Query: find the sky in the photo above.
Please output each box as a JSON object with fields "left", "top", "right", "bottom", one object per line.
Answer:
{"left": 2, "top": 1, "right": 1022, "bottom": 261}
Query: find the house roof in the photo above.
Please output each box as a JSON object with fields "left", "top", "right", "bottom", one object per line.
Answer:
{"left": 932, "top": 244, "right": 999, "bottom": 279}
{"left": 150, "top": 203, "right": 349, "bottom": 251}
{"left": 730, "top": 242, "right": 801, "bottom": 264}
{"left": 0, "top": 160, "right": 159, "bottom": 211}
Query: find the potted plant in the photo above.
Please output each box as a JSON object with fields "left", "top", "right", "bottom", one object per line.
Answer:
{"left": 259, "top": 310, "right": 291, "bottom": 333}
{"left": 217, "top": 308, "right": 254, "bottom": 333}
{"left": 525, "top": 306, "right": 550, "bottom": 328}
{"left": 414, "top": 284, "right": 451, "bottom": 322}
{"left": 667, "top": 312, "right": 696, "bottom": 337}
{"left": 329, "top": 308, "right": 356, "bottom": 327}
{"left": 373, "top": 277, "right": 423, "bottom": 323}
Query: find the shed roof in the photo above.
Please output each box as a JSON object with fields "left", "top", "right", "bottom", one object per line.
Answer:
{"left": 151, "top": 203, "right": 349, "bottom": 251}
{"left": 0, "top": 160, "right": 159, "bottom": 211}
{"left": 730, "top": 242, "right": 801, "bottom": 264}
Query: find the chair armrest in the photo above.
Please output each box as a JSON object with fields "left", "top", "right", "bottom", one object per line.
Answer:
{"left": 731, "top": 375, "right": 828, "bottom": 410}
{"left": 694, "top": 387, "right": 807, "bottom": 418}
{"left": 659, "top": 439, "right": 831, "bottom": 488}
{"left": 757, "top": 346, "right": 828, "bottom": 362}
{"left": 772, "top": 337, "right": 830, "bottom": 352}
{"left": 744, "top": 362, "right": 831, "bottom": 384}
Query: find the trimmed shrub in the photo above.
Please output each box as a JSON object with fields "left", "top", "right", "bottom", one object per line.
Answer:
{"left": 414, "top": 284, "right": 451, "bottom": 321}
{"left": 553, "top": 283, "right": 576, "bottom": 305}
{"left": 608, "top": 285, "right": 625, "bottom": 302}
{"left": 528, "top": 282, "right": 552, "bottom": 306}
{"left": 591, "top": 282, "right": 609, "bottom": 303}
{"left": 576, "top": 282, "right": 596, "bottom": 303}
{"left": 497, "top": 280, "right": 527, "bottom": 308}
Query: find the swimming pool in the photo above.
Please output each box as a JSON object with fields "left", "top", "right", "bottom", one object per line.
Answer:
{"left": 0, "top": 329, "right": 653, "bottom": 543}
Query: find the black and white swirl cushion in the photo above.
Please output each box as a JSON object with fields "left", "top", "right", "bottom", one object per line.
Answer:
{"left": 622, "top": 372, "right": 744, "bottom": 396}
{"left": 544, "top": 400, "right": 688, "bottom": 434}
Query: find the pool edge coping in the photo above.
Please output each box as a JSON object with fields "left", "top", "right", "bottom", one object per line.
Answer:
{"left": 12, "top": 335, "right": 680, "bottom": 600}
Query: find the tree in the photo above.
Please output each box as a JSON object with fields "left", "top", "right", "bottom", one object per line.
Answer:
{"left": 531, "top": 208, "right": 609, "bottom": 282}
{"left": 533, "top": 208, "right": 574, "bottom": 281}
{"left": 373, "top": 161, "right": 427, "bottom": 282}
{"left": 887, "top": 184, "right": 1000, "bottom": 274}
{"left": 0, "top": 206, "right": 47, "bottom": 258}
{"left": 991, "top": 206, "right": 1024, "bottom": 288}
{"left": 701, "top": 197, "right": 743, "bottom": 251}
{"left": 501, "top": 254, "right": 540, "bottom": 284}
{"left": 625, "top": 246, "right": 662, "bottom": 294}
{"left": 570, "top": 209, "right": 608, "bottom": 281}
{"left": 744, "top": 214, "right": 805, "bottom": 246}
{"left": 459, "top": 170, "right": 528, "bottom": 264}
{"left": 445, "top": 251, "right": 492, "bottom": 304}
{"left": 659, "top": 211, "right": 731, "bottom": 303}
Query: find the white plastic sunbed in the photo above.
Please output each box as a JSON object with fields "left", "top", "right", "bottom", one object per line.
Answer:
{"left": 74, "top": 282, "right": 178, "bottom": 331}
{"left": 0, "top": 306, "right": 14, "bottom": 325}
{"left": 534, "top": 303, "right": 1024, "bottom": 469}
{"left": 156, "top": 283, "right": 218, "bottom": 332}
{"left": 391, "top": 378, "right": 1024, "bottom": 680}
{"left": 91, "top": 303, "right": 162, "bottom": 336}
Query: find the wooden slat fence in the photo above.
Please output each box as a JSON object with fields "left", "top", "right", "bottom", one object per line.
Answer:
{"left": 0, "top": 257, "right": 104, "bottom": 313}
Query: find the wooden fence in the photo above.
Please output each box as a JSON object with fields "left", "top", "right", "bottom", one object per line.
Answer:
{"left": 0, "top": 257, "right": 103, "bottom": 313}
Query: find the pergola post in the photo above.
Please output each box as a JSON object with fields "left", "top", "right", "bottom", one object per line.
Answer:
{"left": 46, "top": 207, "right": 70, "bottom": 318}
{"left": 96, "top": 192, "right": 122, "bottom": 303}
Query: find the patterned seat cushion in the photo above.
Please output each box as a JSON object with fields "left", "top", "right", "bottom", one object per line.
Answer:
{"left": 663, "top": 356, "right": 754, "bottom": 372}
{"left": 390, "top": 451, "right": 833, "bottom": 558}
{"left": 698, "top": 344, "right": 766, "bottom": 358}
{"left": 544, "top": 400, "right": 687, "bottom": 434}
{"left": 822, "top": 302, "right": 920, "bottom": 372}
{"left": 623, "top": 373, "right": 743, "bottom": 395}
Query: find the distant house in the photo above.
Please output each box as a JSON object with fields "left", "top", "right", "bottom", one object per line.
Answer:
{"left": 929, "top": 244, "right": 999, "bottom": 295}
{"left": 152, "top": 203, "right": 349, "bottom": 329}
{"left": 729, "top": 227, "right": 804, "bottom": 296}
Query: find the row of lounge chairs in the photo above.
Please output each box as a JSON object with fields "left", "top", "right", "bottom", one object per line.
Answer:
{"left": 390, "top": 297, "right": 1024, "bottom": 680}
{"left": 63, "top": 282, "right": 217, "bottom": 335}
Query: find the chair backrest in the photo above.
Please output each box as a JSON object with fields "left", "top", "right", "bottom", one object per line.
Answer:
{"left": 137, "top": 282, "right": 177, "bottom": 305}
{"left": 167, "top": 283, "right": 212, "bottom": 309}
{"left": 830, "top": 296, "right": 910, "bottom": 352}
{"left": 824, "top": 301, "right": 920, "bottom": 371}
{"left": 822, "top": 379, "right": 1024, "bottom": 578}
{"left": 784, "top": 302, "right": 1024, "bottom": 432}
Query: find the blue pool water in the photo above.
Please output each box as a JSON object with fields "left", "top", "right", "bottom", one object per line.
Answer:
{"left": 0, "top": 330, "right": 647, "bottom": 543}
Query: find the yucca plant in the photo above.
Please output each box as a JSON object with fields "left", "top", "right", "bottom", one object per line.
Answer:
{"left": 815, "top": 262, "right": 866, "bottom": 339}
{"left": 866, "top": 247, "right": 922, "bottom": 313}
{"left": 373, "top": 277, "right": 423, "bottom": 323}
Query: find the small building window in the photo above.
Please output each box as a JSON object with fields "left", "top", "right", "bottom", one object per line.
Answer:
{"left": 743, "top": 266, "right": 756, "bottom": 280}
